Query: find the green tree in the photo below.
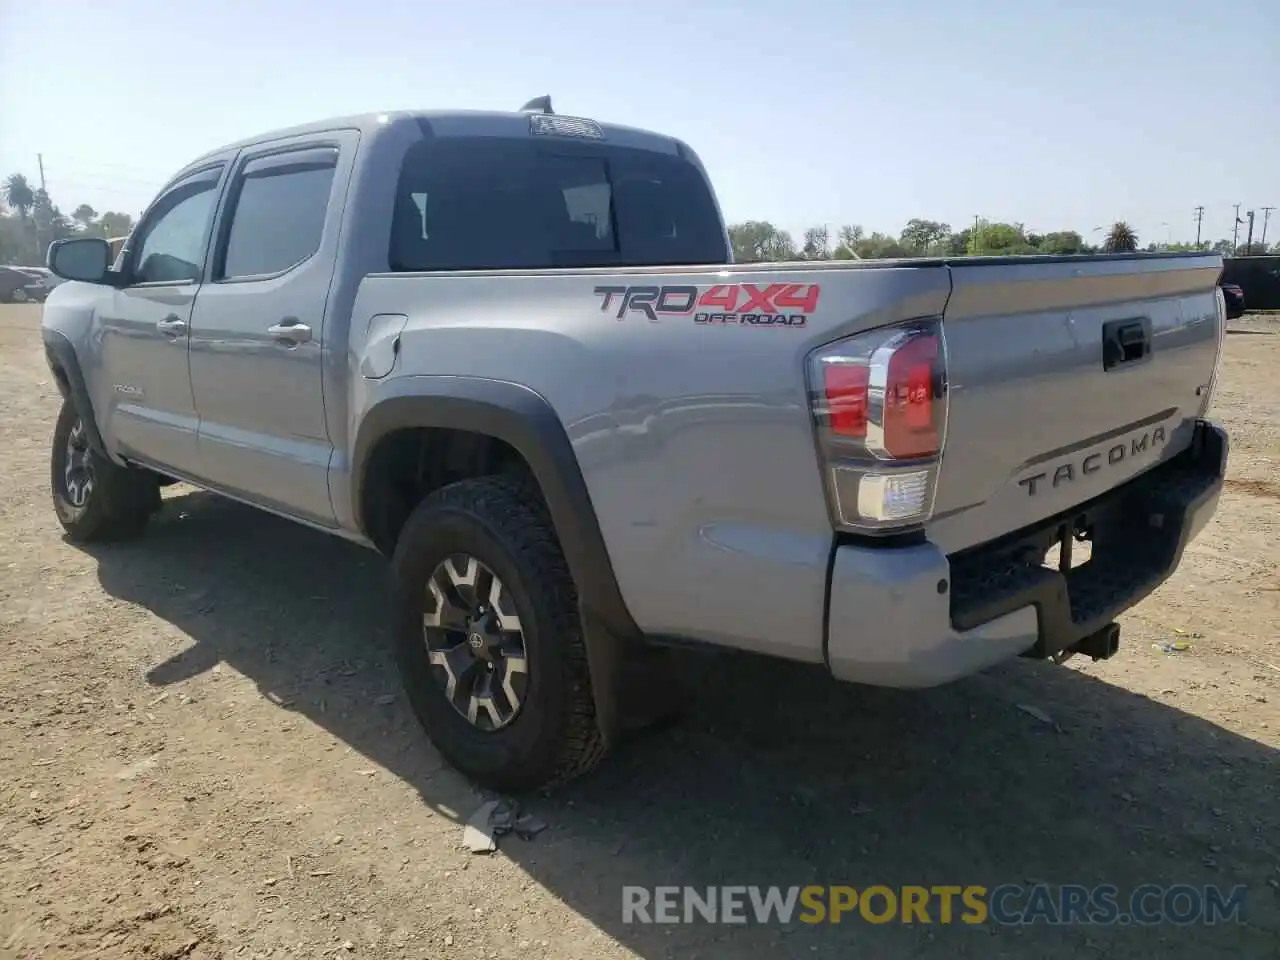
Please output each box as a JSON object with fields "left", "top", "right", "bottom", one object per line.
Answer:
{"left": 71, "top": 204, "right": 99, "bottom": 231}
{"left": 899, "top": 218, "right": 951, "bottom": 255}
{"left": 728, "top": 221, "right": 796, "bottom": 262}
{"left": 1039, "top": 231, "right": 1087, "bottom": 255}
{"left": 3, "top": 173, "right": 35, "bottom": 222}
{"left": 832, "top": 224, "right": 864, "bottom": 259}
{"left": 1103, "top": 222, "right": 1138, "bottom": 253}
{"left": 968, "top": 221, "right": 1037, "bottom": 255}
{"left": 800, "top": 225, "right": 830, "bottom": 260}
{"left": 0, "top": 212, "right": 29, "bottom": 263}
{"left": 854, "top": 232, "right": 909, "bottom": 259}
{"left": 99, "top": 211, "right": 136, "bottom": 238}
{"left": 837, "top": 224, "right": 863, "bottom": 250}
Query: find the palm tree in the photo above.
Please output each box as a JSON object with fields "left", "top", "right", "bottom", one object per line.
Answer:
{"left": 3, "top": 173, "right": 35, "bottom": 223}
{"left": 1104, "top": 221, "right": 1138, "bottom": 253}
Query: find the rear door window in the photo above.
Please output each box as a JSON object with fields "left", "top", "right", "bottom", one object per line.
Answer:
{"left": 389, "top": 137, "right": 725, "bottom": 271}
{"left": 217, "top": 147, "right": 338, "bottom": 280}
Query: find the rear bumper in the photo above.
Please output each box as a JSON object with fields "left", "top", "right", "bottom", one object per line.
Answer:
{"left": 825, "top": 419, "right": 1227, "bottom": 688}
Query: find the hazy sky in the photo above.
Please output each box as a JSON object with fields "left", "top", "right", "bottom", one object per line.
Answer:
{"left": 2, "top": 0, "right": 1276, "bottom": 247}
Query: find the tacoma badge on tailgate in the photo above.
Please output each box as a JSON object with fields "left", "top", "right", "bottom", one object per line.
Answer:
{"left": 1017, "top": 425, "right": 1168, "bottom": 496}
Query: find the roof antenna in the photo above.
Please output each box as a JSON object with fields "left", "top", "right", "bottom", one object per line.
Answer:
{"left": 519, "top": 95, "right": 554, "bottom": 115}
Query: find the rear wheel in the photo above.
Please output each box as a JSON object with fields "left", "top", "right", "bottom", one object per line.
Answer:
{"left": 11, "top": 287, "right": 29, "bottom": 303}
{"left": 391, "top": 476, "right": 606, "bottom": 792}
{"left": 51, "top": 399, "right": 159, "bottom": 542}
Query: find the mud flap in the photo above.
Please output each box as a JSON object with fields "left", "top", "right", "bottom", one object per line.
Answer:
{"left": 582, "top": 609, "right": 694, "bottom": 744}
{"left": 581, "top": 609, "right": 626, "bottom": 747}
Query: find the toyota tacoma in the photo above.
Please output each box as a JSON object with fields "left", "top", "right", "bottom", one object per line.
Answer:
{"left": 40, "top": 100, "right": 1229, "bottom": 790}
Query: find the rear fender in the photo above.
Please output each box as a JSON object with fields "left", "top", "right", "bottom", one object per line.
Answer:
{"left": 351, "top": 375, "right": 641, "bottom": 745}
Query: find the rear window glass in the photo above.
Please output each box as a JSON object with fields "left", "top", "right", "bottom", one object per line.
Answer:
{"left": 389, "top": 136, "right": 726, "bottom": 271}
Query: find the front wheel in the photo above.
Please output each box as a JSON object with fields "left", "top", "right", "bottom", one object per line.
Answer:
{"left": 51, "top": 400, "right": 159, "bottom": 542}
{"left": 391, "top": 476, "right": 606, "bottom": 792}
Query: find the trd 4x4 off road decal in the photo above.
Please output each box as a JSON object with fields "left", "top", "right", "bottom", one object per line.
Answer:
{"left": 593, "top": 283, "right": 821, "bottom": 327}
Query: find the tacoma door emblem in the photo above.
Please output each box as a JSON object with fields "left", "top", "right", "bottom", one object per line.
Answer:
{"left": 113, "top": 384, "right": 144, "bottom": 398}
{"left": 1018, "top": 426, "right": 1167, "bottom": 496}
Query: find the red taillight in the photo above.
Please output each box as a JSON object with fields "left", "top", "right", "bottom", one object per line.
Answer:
{"left": 884, "top": 334, "right": 939, "bottom": 458}
{"left": 807, "top": 320, "right": 947, "bottom": 535}
{"left": 823, "top": 364, "right": 870, "bottom": 437}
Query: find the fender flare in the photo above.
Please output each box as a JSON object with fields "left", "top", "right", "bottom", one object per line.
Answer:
{"left": 42, "top": 328, "right": 109, "bottom": 458}
{"left": 351, "top": 377, "right": 639, "bottom": 743}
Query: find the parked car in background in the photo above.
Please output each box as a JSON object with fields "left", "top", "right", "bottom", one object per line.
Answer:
{"left": 0, "top": 266, "right": 51, "bottom": 303}
{"left": 1220, "top": 282, "right": 1245, "bottom": 320}
{"left": 18, "top": 267, "right": 65, "bottom": 301}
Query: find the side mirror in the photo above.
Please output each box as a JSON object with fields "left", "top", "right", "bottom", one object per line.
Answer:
{"left": 47, "top": 237, "right": 112, "bottom": 284}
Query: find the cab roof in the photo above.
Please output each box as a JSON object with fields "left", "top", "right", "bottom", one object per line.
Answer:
{"left": 188, "top": 109, "right": 686, "bottom": 168}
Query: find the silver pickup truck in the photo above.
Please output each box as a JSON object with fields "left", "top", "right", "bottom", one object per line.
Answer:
{"left": 40, "top": 101, "right": 1229, "bottom": 791}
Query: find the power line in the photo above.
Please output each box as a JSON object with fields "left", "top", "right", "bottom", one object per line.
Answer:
{"left": 42, "top": 166, "right": 165, "bottom": 190}
{"left": 50, "top": 157, "right": 171, "bottom": 177}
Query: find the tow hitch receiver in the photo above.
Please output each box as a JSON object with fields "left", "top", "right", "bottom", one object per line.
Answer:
{"left": 1073, "top": 621, "right": 1121, "bottom": 661}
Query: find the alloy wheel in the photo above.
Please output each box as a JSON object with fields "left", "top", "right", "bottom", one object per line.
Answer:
{"left": 63, "top": 420, "right": 95, "bottom": 508}
{"left": 422, "top": 553, "right": 529, "bottom": 731}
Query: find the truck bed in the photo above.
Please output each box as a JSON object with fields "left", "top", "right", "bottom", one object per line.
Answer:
{"left": 347, "top": 251, "right": 1224, "bottom": 665}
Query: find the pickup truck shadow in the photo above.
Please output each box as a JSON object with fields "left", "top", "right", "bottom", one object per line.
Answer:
{"left": 87, "top": 490, "right": 1277, "bottom": 958}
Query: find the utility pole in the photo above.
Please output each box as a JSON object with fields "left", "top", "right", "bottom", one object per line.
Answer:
{"left": 1261, "top": 206, "right": 1276, "bottom": 251}
{"left": 34, "top": 154, "right": 48, "bottom": 260}
{"left": 1194, "top": 206, "right": 1205, "bottom": 249}
{"left": 972, "top": 214, "right": 980, "bottom": 254}
{"left": 1245, "top": 210, "right": 1256, "bottom": 255}
{"left": 1232, "top": 203, "right": 1242, "bottom": 254}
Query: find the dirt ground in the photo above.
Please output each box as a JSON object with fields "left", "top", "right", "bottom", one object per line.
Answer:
{"left": 0, "top": 304, "right": 1276, "bottom": 960}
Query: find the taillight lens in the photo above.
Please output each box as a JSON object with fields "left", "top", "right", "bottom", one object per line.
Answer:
{"left": 882, "top": 333, "right": 939, "bottom": 458}
{"left": 823, "top": 364, "right": 870, "bottom": 437}
{"left": 807, "top": 320, "right": 948, "bottom": 535}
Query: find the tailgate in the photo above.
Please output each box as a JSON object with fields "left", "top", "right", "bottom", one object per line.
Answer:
{"left": 928, "top": 253, "right": 1223, "bottom": 554}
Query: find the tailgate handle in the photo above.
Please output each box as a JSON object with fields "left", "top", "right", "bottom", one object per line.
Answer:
{"left": 1102, "top": 318, "right": 1151, "bottom": 370}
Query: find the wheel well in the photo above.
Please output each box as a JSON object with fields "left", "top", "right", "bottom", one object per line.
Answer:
{"left": 360, "top": 427, "right": 539, "bottom": 556}
{"left": 49, "top": 362, "right": 71, "bottom": 398}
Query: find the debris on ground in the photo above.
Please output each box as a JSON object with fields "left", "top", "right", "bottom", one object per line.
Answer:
{"left": 462, "top": 798, "right": 548, "bottom": 853}
{"left": 462, "top": 801, "right": 499, "bottom": 854}
{"left": 514, "top": 813, "right": 548, "bottom": 839}
{"left": 1017, "top": 704, "right": 1053, "bottom": 725}
{"left": 1153, "top": 640, "right": 1192, "bottom": 654}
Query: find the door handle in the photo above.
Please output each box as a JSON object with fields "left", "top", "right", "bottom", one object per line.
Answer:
{"left": 156, "top": 316, "right": 188, "bottom": 337}
{"left": 267, "top": 320, "right": 312, "bottom": 345}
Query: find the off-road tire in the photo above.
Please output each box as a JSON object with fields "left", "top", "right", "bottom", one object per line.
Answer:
{"left": 51, "top": 399, "right": 159, "bottom": 543}
{"left": 391, "top": 475, "right": 606, "bottom": 792}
